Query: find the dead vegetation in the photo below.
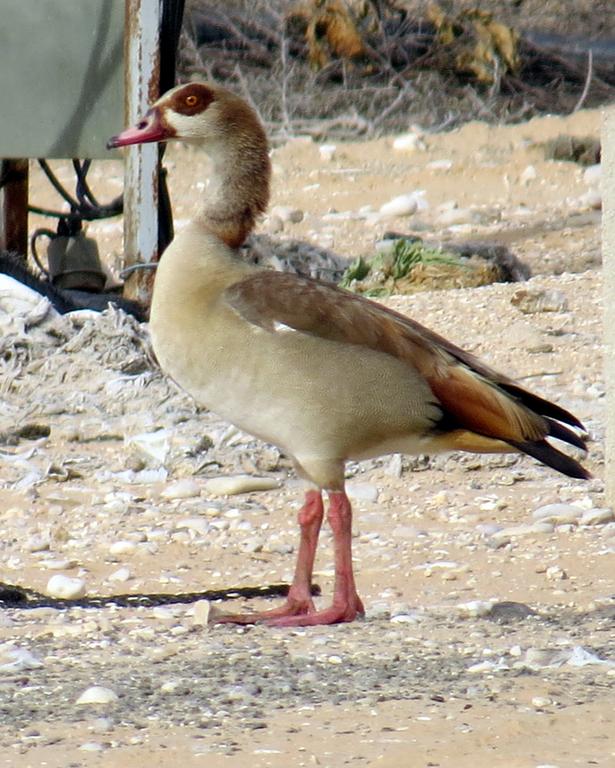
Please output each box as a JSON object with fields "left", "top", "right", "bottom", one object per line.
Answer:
{"left": 178, "top": 0, "right": 615, "bottom": 139}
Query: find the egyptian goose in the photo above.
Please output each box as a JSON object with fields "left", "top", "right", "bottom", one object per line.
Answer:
{"left": 108, "top": 82, "right": 589, "bottom": 627}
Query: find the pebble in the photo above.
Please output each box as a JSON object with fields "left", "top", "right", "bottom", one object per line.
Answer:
{"left": 489, "top": 521, "right": 554, "bottom": 546}
{"left": 203, "top": 475, "right": 280, "bottom": 496}
{"left": 41, "top": 558, "right": 76, "bottom": 570}
{"left": 264, "top": 214, "right": 284, "bottom": 233}
{"left": 531, "top": 696, "right": 552, "bottom": 708}
{"left": 0, "top": 645, "right": 43, "bottom": 672}
{"left": 90, "top": 717, "right": 114, "bottom": 734}
{"left": 532, "top": 503, "right": 582, "bottom": 524}
{"left": 545, "top": 565, "right": 567, "bottom": 581}
{"left": 46, "top": 574, "right": 87, "bottom": 600}
{"left": 191, "top": 599, "right": 212, "bottom": 626}
{"left": 108, "top": 567, "right": 132, "bottom": 583}
{"left": 109, "top": 540, "right": 136, "bottom": 555}
{"left": 79, "top": 742, "right": 105, "bottom": 752}
{"left": 25, "top": 534, "right": 51, "bottom": 553}
{"left": 456, "top": 600, "right": 495, "bottom": 618}
{"left": 379, "top": 193, "right": 419, "bottom": 218}
{"left": 583, "top": 163, "right": 601, "bottom": 186}
{"left": 520, "top": 164, "right": 537, "bottom": 185}
{"left": 319, "top": 144, "right": 336, "bottom": 161}
{"left": 126, "top": 430, "right": 170, "bottom": 465}
{"left": 580, "top": 507, "right": 614, "bottom": 526}
{"left": 160, "top": 679, "right": 181, "bottom": 694}
{"left": 346, "top": 482, "right": 379, "bottom": 503}
{"left": 271, "top": 205, "right": 303, "bottom": 224}
{"left": 76, "top": 686, "right": 119, "bottom": 705}
{"left": 426, "top": 159, "right": 452, "bottom": 171}
{"left": 175, "top": 517, "right": 210, "bottom": 535}
{"left": 392, "top": 132, "right": 425, "bottom": 152}
{"left": 160, "top": 478, "right": 201, "bottom": 500}
{"left": 578, "top": 189, "right": 601, "bottom": 209}
{"left": 511, "top": 288, "right": 569, "bottom": 314}
{"left": 436, "top": 207, "right": 476, "bottom": 226}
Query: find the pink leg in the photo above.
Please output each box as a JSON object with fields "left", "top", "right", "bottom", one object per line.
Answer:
{"left": 263, "top": 490, "right": 365, "bottom": 627}
{"left": 215, "top": 489, "right": 324, "bottom": 624}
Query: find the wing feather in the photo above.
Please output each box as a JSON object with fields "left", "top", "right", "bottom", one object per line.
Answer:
{"left": 224, "top": 271, "right": 588, "bottom": 466}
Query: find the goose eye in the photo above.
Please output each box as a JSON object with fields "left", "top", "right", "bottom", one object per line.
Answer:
{"left": 185, "top": 95, "right": 198, "bottom": 107}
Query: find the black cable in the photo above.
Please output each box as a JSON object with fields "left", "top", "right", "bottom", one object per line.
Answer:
{"left": 73, "top": 158, "right": 102, "bottom": 209}
{"left": 38, "top": 159, "right": 81, "bottom": 211}
{"left": 0, "top": 581, "right": 321, "bottom": 610}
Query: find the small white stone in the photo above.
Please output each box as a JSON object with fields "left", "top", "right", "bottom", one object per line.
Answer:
{"left": 41, "top": 558, "right": 76, "bottom": 571}
{"left": 79, "top": 742, "right": 105, "bottom": 752}
{"left": 0, "top": 645, "right": 43, "bottom": 672}
{"left": 580, "top": 508, "right": 614, "bottom": 526}
{"left": 46, "top": 574, "right": 86, "bottom": 600}
{"left": 532, "top": 503, "right": 582, "bottom": 524}
{"left": 160, "top": 478, "right": 201, "bottom": 500}
{"left": 520, "top": 164, "right": 537, "bottom": 185}
{"left": 437, "top": 207, "right": 475, "bottom": 226}
{"left": 545, "top": 565, "right": 567, "bottom": 581}
{"left": 160, "top": 679, "right": 181, "bottom": 694}
{"left": 108, "top": 567, "right": 131, "bottom": 583}
{"left": 346, "top": 482, "right": 379, "bottom": 503}
{"left": 76, "top": 686, "right": 119, "bottom": 705}
{"left": 490, "top": 522, "right": 553, "bottom": 546}
{"left": 583, "top": 163, "right": 601, "bottom": 186}
{"left": 264, "top": 214, "right": 284, "bottom": 233}
{"left": 271, "top": 205, "right": 303, "bottom": 224}
{"left": 531, "top": 696, "right": 552, "bottom": 708}
{"left": 203, "top": 475, "right": 280, "bottom": 496}
{"left": 191, "top": 599, "right": 212, "bottom": 626}
{"left": 319, "top": 144, "right": 336, "bottom": 161}
{"left": 25, "top": 534, "right": 51, "bottom": 553}
{"left": 126, "top": 430, "right": 170, "bottom": 465}
{"left": 578, "top": 189, "right": 602, "bottom": 209}
{"left": 176, "top": 517, "right": 209, "bottom": 535}
{"left": 90, "top": 717, "right": 114, "bottom": 734}
{"left": 392, "top": 133, "right": 425, "bottom": 152}
{"left": 109, "top": 540, "right": 136, "bottom": 555}
{"left": 457, "top": 600, "right": 495, "bottom": 618}
{"left": 511, "top": 288, "right": 569, "bottom": 314}
{"left": 427, "top": 159, "right": 452, "bottom": 171}
{"left": 379, "top": 194, "right": 418, "bottom": 218}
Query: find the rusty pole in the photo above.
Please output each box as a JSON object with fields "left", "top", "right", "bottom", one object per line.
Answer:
{"left": 122, "top": 0, "right": 162, "bottom": 305}
{"left": 603, "top": 107, "right": 615, "bottom": 506}
{"left": 0, "top": 159, "right": 29, "bottom": 257}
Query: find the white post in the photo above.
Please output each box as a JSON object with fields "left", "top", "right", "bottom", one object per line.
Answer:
{"left": 123, "top": 0, "right": 161, "bottom": 304}
{"left": 602, "top": 107, "right": 615, "bottom": 506}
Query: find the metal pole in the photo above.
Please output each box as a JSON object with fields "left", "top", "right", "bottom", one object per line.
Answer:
{"left": 0, "top": 159, "right": 29, "bottom": 256}
{"left": 603, "top": 107, "right": 615, "bottom": 506}
{"left": 122, "top": 0, "right": 162, "bottom": 305}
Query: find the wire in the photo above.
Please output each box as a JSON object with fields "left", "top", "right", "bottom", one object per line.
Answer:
{"left": 31, "top": 160, "right": 124, "bottom": 223}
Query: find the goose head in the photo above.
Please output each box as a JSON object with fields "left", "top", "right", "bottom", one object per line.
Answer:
{"left": 107, "top": 82, "right": 267, "bottom": 157}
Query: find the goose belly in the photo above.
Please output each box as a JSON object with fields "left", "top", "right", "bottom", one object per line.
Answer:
{"left": 150, "top": 309, "right": 440, "bottom": 462}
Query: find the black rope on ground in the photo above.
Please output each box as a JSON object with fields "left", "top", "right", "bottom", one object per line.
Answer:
{"left": 0, "top": 581, "right": 321, "bottom": 611}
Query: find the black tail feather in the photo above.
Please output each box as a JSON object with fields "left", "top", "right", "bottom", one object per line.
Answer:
{"left": 546, "top": 418, "right": 588, "bottom": 452}
{"left": 502, "top": 383, "right": 587, "bottom": 434}
{"left": 508, "top": 439, "right": 591, "bottom": 480}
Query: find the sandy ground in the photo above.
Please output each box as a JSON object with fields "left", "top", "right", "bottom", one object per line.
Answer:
{"left": 1, "top": 106, "right": 612, "bottom": 767}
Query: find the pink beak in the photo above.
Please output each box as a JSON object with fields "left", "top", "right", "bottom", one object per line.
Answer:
{"left": 107, "top": 108, "right": 168, "bottom": 149}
